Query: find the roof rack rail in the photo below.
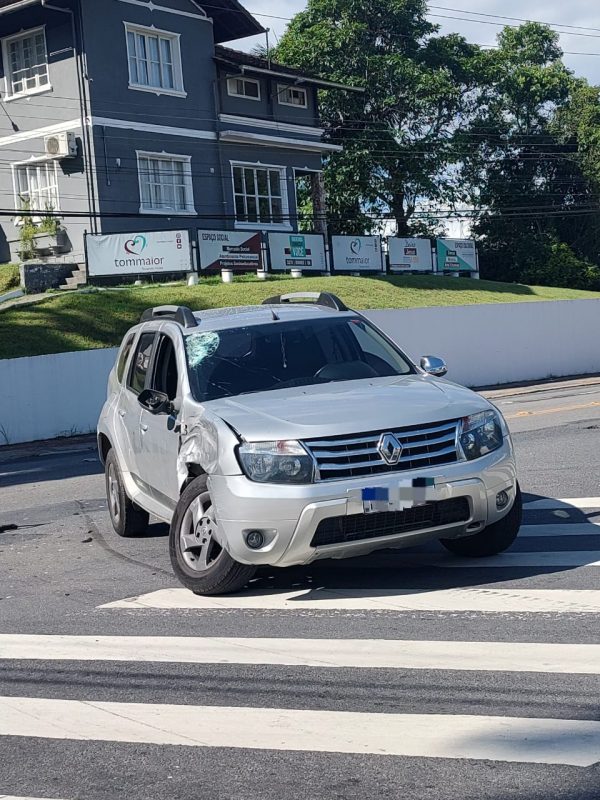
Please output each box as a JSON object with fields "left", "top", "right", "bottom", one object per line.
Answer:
{"left": 261, "top": 292, "right": 349, "bottom": 312}
{"left": 140, "top": 305, "right": 198, "bottom": 328}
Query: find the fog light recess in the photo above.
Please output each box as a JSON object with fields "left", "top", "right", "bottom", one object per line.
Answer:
{"left": 496, "top": 490, "right": 510, "bottom": 510}
{"left": 245, "top": 530, "right": 265, "bottom": 550}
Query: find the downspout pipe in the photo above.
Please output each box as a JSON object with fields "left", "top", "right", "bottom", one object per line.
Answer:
{"left": 41, "top": 0, "right": 98, "bottom": 237}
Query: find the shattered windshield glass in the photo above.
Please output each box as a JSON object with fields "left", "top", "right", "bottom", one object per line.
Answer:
{"left": 185, "top": 317, "right": 414, "bottom": 403}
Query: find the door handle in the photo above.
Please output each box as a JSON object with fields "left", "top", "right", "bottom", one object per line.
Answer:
{"left": 140, "top": 423, "right": 149, "bottom": 433}
{"left": 118, "top": 409, "right": 126, "bottom": 418}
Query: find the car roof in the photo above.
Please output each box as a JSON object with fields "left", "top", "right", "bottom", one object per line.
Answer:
{"left": 184, "top": 304, "right": 356, "bottom": 333}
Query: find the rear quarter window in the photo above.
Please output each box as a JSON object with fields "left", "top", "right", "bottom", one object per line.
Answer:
{"left": 116, "top": 334, "right": 135, "bottom": 384}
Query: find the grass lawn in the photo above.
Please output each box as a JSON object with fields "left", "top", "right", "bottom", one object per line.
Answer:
{"left": 0, "top": 272, "right": 598, "bottom": 360}
{"left": 0, "top": 264, "right": 19, "bottom": 296}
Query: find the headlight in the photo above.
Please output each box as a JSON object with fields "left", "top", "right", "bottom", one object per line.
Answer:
{"left": 238, "top": 440, "right": 315, "bottom": 484}
{"left": 459, "top": 410, "right": 503, "bottom": 461}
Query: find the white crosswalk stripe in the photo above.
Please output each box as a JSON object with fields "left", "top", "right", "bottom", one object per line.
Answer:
{"left": 99, "top": 586, "right": 600, "bottom": 612}
{"left": 1, "top": 634, "right": 599, "bottom": 673}
{"left": 1, "top": 696, "right": 600, "bottom": 766}
{"left": 523, "top": 497, "right": 600, "bottom": 510}
{"left": 0, "top": 797, "right": 68, "bottom": 800}
{"left": 519, "top": 523, "right": 600, "bottom": 537}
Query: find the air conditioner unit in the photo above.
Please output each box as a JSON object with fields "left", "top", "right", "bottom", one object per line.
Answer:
{"left": 44, "top": 131, "right": 78, "bottom": 159}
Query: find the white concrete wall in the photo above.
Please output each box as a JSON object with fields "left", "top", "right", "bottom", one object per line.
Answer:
{"left": 366, "top": 299, "right": 600, "bottom": 387}
{"left": 0, "top": 299, "right": 599, "bottom": 445}
{"left": 0, "top": 347, "right": 118, "bottom": 445}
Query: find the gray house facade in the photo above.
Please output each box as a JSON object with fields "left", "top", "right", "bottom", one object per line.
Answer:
{"left": 0, "top": 0, "right": 358, "bottom": 271}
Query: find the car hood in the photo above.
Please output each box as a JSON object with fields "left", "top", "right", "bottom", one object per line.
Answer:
{"left": 204, "top": 374, "right": 491, "bottom": 442}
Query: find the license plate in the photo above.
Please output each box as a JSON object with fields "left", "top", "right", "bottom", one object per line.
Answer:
{"left": 361, "top": 478, "right": 436, "bottom": 513}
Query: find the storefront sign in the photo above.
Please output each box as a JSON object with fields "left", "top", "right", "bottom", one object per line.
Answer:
{"left": 268, "top": 233, "right": 327, "bottom": 271}
{"left": 198, "top": 230, "right": 263, "bottom": 271}
{"left": 331, "top": 235, "right": 383, "bottom": 271}
{"left": 388, "top": 238, "right": 433, "bottom": 272}
{"left": 87, "top": 230, "right": 191, "bottom": 277}
{"left": 436, "top": 239, "right": 477, "bottom": 272}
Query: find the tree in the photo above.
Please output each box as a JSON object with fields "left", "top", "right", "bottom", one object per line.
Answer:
{"left": 458, "top": 23, "right": 596, "bottom": 283}
{"left": 275, "top": 0, "right": 480, "bottom": 235}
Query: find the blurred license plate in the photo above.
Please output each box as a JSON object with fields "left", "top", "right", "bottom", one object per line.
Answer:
{"left": 361, "top": 478, "right": 436, "bottom": 513}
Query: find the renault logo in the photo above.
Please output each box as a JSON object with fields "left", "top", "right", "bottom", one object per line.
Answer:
{"left": 378, "top": 433, "right": 403, "bottom": 465}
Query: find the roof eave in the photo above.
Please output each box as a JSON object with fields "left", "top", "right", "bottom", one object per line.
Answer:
{"left": 214, "top": 57, "right": 365, "bottom": 93}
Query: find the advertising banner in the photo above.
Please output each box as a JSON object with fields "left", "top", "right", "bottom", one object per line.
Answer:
{"left": 331, "top": 235, "right": 383, "bottom": 272}
{"left": 87, "top": 230, "right": 191, "bottom": 277}
{"left": 268, "top": 232, "right": 327, "bottom": 271}
{"left": 198, "top": 230, "right": 263, "bottom": 272}
{"left": 388, "top": 238, "right": 433, "bottom": 272}
{"left": 436, "top": 239, "right": 477, "bottom": 272}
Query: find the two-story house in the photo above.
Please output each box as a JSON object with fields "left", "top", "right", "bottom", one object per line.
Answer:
{"left": 0, "top": 0, "right": 360, "bottom": 272}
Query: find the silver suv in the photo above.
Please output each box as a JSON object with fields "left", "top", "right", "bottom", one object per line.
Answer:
{"left": 98, "top": 292, "right": 521, "bottom": 595}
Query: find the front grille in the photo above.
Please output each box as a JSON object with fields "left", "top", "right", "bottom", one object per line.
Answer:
{"left": 311, "top": 497, "right": 470, "bottom": 547}
{"left": 304, "top": 419, "right": 460, "bottom": 481}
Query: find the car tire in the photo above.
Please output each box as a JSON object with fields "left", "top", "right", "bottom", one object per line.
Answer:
{"left": 440, "top": 484, "right": 522, "bottom": 557}
{"left": 105, "top": 448, "right": 149, "bottom": 538}
{"left": 169, "top": 475, "right": 256, "bottom": 596}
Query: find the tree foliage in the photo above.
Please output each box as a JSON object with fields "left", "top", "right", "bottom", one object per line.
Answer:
{"left": 275, "top": 0, "right": 481, "bottom": 234}
{"left": 274, "top": 2, "right": 600, "bottom": 288}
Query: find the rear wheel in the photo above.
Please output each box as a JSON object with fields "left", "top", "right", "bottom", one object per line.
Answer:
{"left": 169, "top": 475, "right": 256, "bottom": 595}
{"left": 440, "top": 484, "right": 522, "bottom": 557}
{"left": 105, "top": 449, "right": 149, "bottom": 537}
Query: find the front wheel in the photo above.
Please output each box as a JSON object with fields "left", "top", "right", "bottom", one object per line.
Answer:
{"left": 440, "top": 484, "right": 522, "bottom": 557}
{"left": 169, "top": 475, "right": 256, "bottom": 595}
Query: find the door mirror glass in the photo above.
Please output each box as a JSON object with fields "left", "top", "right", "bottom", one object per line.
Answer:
{"left": 420, "top": 355, "right": 448, "bottom": 377}
{"left": 138, "top": 388, "right": 172, "bottom": 415}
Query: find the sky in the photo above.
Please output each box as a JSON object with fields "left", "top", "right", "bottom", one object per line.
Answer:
{"left": 238, "top": 0, "right": 600, "bottom": 85}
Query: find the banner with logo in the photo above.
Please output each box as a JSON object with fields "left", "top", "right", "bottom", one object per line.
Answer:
{"left": 268, "top": 232, "right": 327, "bottom": 272}
{"left": 331, "top": 235, "right": 383, "bottom": 272}
{"left": 436, "top": 238, "right": 477, "bottom": 272}
{"left": 388, "top": 237, "right": 432, "bottom": 272}
{"left": 198, "top": 230, "right": 263, "bottom": 272}
{"left": 87, "top": 230, "right": 191, "bottom": 277}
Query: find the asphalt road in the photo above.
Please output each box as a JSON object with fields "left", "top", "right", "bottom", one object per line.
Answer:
{"left": 0, "top": 379, "right": 599, "bottom": 800}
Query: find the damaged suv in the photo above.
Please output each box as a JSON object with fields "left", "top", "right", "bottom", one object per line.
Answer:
{"left": 98, "top": 293, "right": 521, "bottom": 595}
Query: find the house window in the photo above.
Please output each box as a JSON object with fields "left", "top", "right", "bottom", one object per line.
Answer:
{"left": 227, "top": 76, "right": 261, "bottom": 101}
{"left": 232, "top": 163, "right": 288, "bottom": 227}
{"left": 3, "top": 27, "right": 50, "bottom": 98}
{"left": 137, "top": 152, "right": 194, "bottom": 214}
{"left": 125, "top": 24, "right": 184, "bottom": 95}
{"left": 277, "top": 84, "right": 308, "bottom": 108}
{"left": 14, "top": 161, "right": 59, "bottom": 214}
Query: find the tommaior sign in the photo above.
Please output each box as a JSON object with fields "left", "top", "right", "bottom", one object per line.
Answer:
{"left": 331, "top": 235, "right": 383, "bottom": 272}
{"left": 87, "top": 230, "right": 191, "bottom": 277}
{"left": 198, "top": 230, "right": 263, "bottom": 272}
{"left": 436, "top": 239, "right": 477, "bottom": 272}
{"left": 268, "top": 233, "right": 327, "bottom": 272}
{"left": 388, "top": 238, "right": 432, "bottom": 272}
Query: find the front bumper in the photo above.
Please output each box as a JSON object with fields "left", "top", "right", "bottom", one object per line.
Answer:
{"left": 209, "top": 439, "right": 517, "bottom": 568}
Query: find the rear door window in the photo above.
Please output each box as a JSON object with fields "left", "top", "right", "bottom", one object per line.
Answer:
{"left": 128, "top": 332, "right": 156, "bottom": 396}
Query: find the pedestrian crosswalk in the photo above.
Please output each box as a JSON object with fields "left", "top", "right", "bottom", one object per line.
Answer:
{"left": 1, "top": 494, "right": 599, "bottom": 796}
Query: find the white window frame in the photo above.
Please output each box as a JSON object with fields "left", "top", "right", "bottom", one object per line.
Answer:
{"left": 277, "top": 84, "right": 308, "bottom": 109}
{"left": 231, "top": 160, "right": 291, "bottom": 231}
{"left": 1, "top": 26, "right": 51, "bottom": 101}
{"left": 136, "top": 150, "right": 195, "bottom": 215}
{"left": 124, "top": 22, "right": 186, "bottom": 98}
{"left": 227, "top": 75, "right": 261, "bottom": 102}
{"left": 11, "top": 158, "right": 60, "bottom": 224}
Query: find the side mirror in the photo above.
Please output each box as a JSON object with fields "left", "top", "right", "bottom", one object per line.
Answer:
{"left": 420, "top": 355, "right": 448, "bottom": 377}
{"left": 138, "top": 388, "right": 173, "bottom": 415}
